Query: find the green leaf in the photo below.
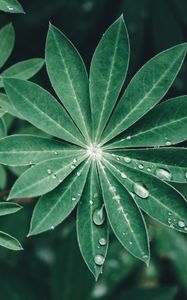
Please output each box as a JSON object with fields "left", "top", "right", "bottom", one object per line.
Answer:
{"left": 107, "top": 96, "right": 187, "bottom": 148}
{"left": 8, "top": 154, "right": 87, "bottom": 199}
{"left": 101, "top": 43, "right": 187, "bottom": 144}
{"left": 77, "top": 163, "right": 109, "bottom": 279}
{"left": 89, "top": 16, "right": 129, "bottom": 142}
{"left": 0, "top": 134, "right": 82, "bottom": 166}
{"left": 104, "top": 156, "right": 187, "bottom": 233}
{"left": 29, "top": 160, "right": 90, "bottom": 236}
{"left": 0, "top": 93, "right": 23, "bottom": 118}
{"left": 46, "top": 24, "right": 91, "bottom": 143}
{"left": 98, "top": 162, "right": 149, "bottom": 263}
{"left": 0, "top": 165, "right": 7, "bottom": 189}
{"left": 0, "top": 0, "right": 24, "bottom": 13}
{"left": 51, "top": 229, "right": 93, "bottom": 300}
{"left": 107, "top": 148, "right": 187, "bottom": 183}
{"left": 0, "top": 202, "right": 22, "bottom": 216}
{"left": 0, "top": 58, "right": 44, "bottom": 87}
{"left": 0, "top": 231, "right": 23, "bottom": 250}
{"left": 0, "top": 23, "right": 15, "bottom": 69}
{"left": 3, "top": 78, "right": 85, "bottom": 147}
{"left": 0, "top": 108, "right": 5, "bottom": 117}
{"left": 0, "top": 117, "right": 6, "bottom": 138}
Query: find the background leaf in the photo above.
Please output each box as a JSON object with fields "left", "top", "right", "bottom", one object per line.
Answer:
{"left": 0, "top": 0, "right": 24, "bottom": 13}
{"left": 0, "top": 202, "right": 22, "bottom": 216}
{"left": 0, "top": 231, "right": 23, "bottom": 250}
{"left": 0, "top": 23, "right": 15, "bottom": 68}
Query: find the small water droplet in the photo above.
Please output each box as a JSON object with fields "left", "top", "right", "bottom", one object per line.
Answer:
{"left": 129, "top": 241, "right": 133, "bottom": 245}
{"left": 126, "top": 136, "right": 131, "bottom": 140}
{"left": 99, "top": 238, "right": 107, "bottom": 246}
{"left": 73, "top": 158, "right": 77, "bottom": 163}
{"left": 89, "top": 200, "right": 93, "bottom": 205}
{"left": 72, "top": 197, "right": 76, "bottom": 201}
{"left": 93, "top": 206, "right": 106, "bottom": 226}
{"left": 147, "top": 167, "right": 151, "bottom": 172}
{"left": 124, "top": 157, "right": 131, "bottom": 163}
{"left": 52, "top": 174, "right": 57, "bottom": 179}
{"left": 116, "top": 156, "right": 120, "bottom": 161}
{"left": 155, "top": 168, "right": 172, "bottom": 181}
{"left": 133, "top": 182, "right": 149, "bottom": 199}
{"left": 94, "top": 255, "right": 105, "bottom": 266}
{"left": 77, "top": 172, "right": 81, "bottom": 176}
{"left": 7, "top": 5, "right": 14, "bottom": 10}
{"left": 121, "top": 172, "right": 127, "bottom": 178}
{"left": 47, "top": 169, "right": 52, "bottom": 174}
{"left": 120, "top": 138, "right": 125, "bottom": 141}
{"left": 138, "top": 164, "right": 144, "bottom": 169}
{"left": 165, "top": 141, "right": 172, "bottom": 146}
{"left": 70, "top": 164, "right": 76, "bottom": 169}
{"left": 185, "top": 171, "right": 187, "bottom": 179}
{"left": 109, "top": 186, "right": 116, "bottom": 193}
{"left": 54, "top": 151, "right": 58, "bottom": 155}
{"left": 178, "top": 220, "right": 185, "bottom": 228}
{"left": 51, "top": 226, "right": 55, "bottom": 230}
{"left": 112, "top": 194, "right": 121, "bottom": 201}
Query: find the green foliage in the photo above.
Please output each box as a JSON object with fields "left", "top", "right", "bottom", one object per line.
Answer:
{"left": 1, "top": 15, "right": 187, "bottom": 280}
{"left": 0, "top": 0, "right": 24, "bottom": 13}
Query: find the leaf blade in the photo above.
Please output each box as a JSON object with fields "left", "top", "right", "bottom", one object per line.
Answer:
{"left": 0, "top": 231, "right": 23, "bottom": 251}
{"left": 90, "top": 16, "right": 130, "bottom": 142}
{"left": 0, "top": 202, "right": 22, "bottom": 216}
{"left": 102, "top": 43, "right": 187, "bottom": 144}
{"left": 46, "top": 24, "right": 91, "bottom": 142}
{"left": 0, "top": 0, "right": 24, "bottom": 13}
{"left": 0, "top": 23, "right": 15, "bottom": 68}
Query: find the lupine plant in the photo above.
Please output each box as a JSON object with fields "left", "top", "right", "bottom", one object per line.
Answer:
{"left": 0, "top": 15, "right": 187, "bottom": 279}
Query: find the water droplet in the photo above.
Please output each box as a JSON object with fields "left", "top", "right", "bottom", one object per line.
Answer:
{"left": 51, "top": 226, "right": 55, "bottom": 230}
{"left": 129, "top": 241, "right": 133, "bottom": 245}
{"left": 7, "top": 5, "right": 13, "bottom": 10}
{"left": 99, "top": 238, "right": 107, "bottom": 246}
{"left": 54, "top": 151, "right": 58, "bottom": 155}
{"left": 147, "top": 167, "right": 151, "bottom": 172}
{"left": 89, "top": 200, "right": 93, "bottom": 205}
{"left": 138, "top": 164, "right": 144, "bottom": 169}
{"left": 185, "top": 171, "right": 187, "bottom": 179}
{"left": 73, "top": 158, "right": 77, "bottom": 163}
{"left": 112, "top": 194, "right": 121, "bottom": 201}
{"left": 133, "top": 182, "right": 149, "bottom": 199}
{"left": 120, "top": 138, "right": 125, "bottom": 141}
{"left": 72, "top": 197, "right": 76, "bottom": 201}
{"left": 109, "top": 186, "right": 116, "bottom": 193}
{"left": 126, "top": 136, "right": 131, "bottom": 140}
{"left": 77, "top": 172, "right": 81, "bottom": 176}
{"left": 155, "top": 168, "right": 172, "bottom": 181}
{"left": 93, "top": 206, "right": 106, "bottom": 226}
{"left": 52, "top": 174, "right": 57, "bottom": 179}
{"left": 121, "top": 172, "right": 127, "bottom": 178}
{"left": 165, "top": 141, "right": 172, "bottom": 146}
{"left": 70, "top": 164, "right": 76, "bottom": 169}
{"left": 178, "top": 220, "right": 185, "bottom": 228}
{"left": 116, "top": 156, "right": 120, "bottom": 161}
{"left": 94, "top": 254, "right": 105, "bottom": 266}
{"left": 47, "top": 169, "right": 52, "bottom": 174}
{"left": 124, "top": 157, "right": 131, "bottom": 163}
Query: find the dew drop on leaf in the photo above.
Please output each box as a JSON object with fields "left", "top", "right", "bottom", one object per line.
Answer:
{"left": 155, "top": 168, "right": 172, "bottom": 181}
{"left": 124, "top": 157, "right": 131, "bottom": 163}
{"left": 93, "top": 206, "right": 106, "bottom": 226}
{"left": 138, "top": 164, "right": 144, "bottom": 169}
{"left": 72, "top": 197, "right": 76, "bottom": 201}
{"left": 165, "top": 141, "right": 172, "bottom": 146}
{"left": 94, "top": 254, "right": 105, "bottom": 265}
{"left": 126, "top": 136, "right": 131, "bottom": 140}
{"left": 52, "top": 174, "right": 57, "bottom": 179}
{"left": 77, "top": 172, "right": 81, "bottom": 176}
{"left": 178, "top": 220, "right": 185, "bottom": 228}
{"left": 120, "top": 172, "right": 127, "bottom": 178}
{"left": 133, "top": 182, "right": 149, "bottom": 199}
{"left": 7, "top": 6, "right": 14, "bottom": 10}
{"left": 47, "top": 169, "right": 52, "bottom": 174}
{"left": 99, "top": 238, "right": 107, "bottom": 246}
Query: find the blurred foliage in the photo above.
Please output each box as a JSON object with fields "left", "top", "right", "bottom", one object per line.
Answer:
{"left": 0, "top": 0, "right": 187, "bottom": 299}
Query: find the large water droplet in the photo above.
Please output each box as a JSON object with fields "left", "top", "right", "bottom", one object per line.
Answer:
{"left": 93, "top": 206, "right": 106, "bottom": 226}
{"left": 124, "top": 157, "right": 131, "bottom": 163}
{"left": 133, "top": 182, "right": 149, "bottom": 199}
{"left": 178, "top": 220, "right": 185, "bottom": 228}
{"left": 94, "top": 255, "right": 105, "bottom": 265}
{"left": 155, "top": 168, "right": 172, "bottom": 181}
{"left": 99, "top": 238, "right": 107, "bottom": 246}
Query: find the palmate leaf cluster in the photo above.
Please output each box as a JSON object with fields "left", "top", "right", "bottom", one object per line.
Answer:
{"left": 0, "top": 15, "right": 187, "bottom": 279}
